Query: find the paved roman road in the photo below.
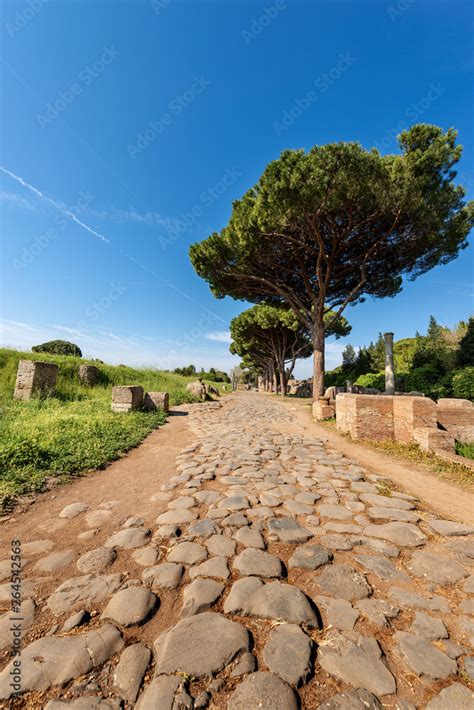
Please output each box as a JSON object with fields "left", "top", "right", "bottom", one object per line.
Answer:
{"left": 0, "top": 393, "right": 473, "bottom": 708}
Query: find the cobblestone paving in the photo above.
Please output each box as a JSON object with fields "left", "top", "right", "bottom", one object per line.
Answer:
{"left": 1, "top": 394, "right": 473, "bottom": 708}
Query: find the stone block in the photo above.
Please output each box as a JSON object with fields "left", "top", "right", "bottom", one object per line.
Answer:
{"left": 313, "top": 401, "right": 335, "bottom": 421}
{"left": 393, "top": 396, "right": 437, "bottom": 444}
{"left": 413, "top": 427, "right": 455, "bottom": 453}
{"left": 437, "top": 399, "right": 474, "bottom": 444}
{"left": 13, "top": 359, "right": 58, "bottom": 401}
{"left": 111, "top": 386, "right": 144, "bottom": 412}
{"left": 144, "top": 391, "right": 169, "bottom": 412}
{"left": 78, "top": 365, "right": 100, "bottom": 385}
{"left": 336, "top": 394, "right": 394, "bottom": 441}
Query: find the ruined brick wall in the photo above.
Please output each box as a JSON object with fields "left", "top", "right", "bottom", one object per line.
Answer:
{"left": 13, "top": 360, "right": 58, "bottom": 401}
{"left": 393, "top": 396, "right": 437, "bottom": 444}
{"left": 413, "top": 427, "right": 455, "bottom": 453}
{"left": 437, "top": 398, "right": 474, "bottom": 443}
{"left": 111, "top": 385, "right": 144, "bottom": 412}
{"left": 336, "top": 394, "right": 394, "bottom": 441}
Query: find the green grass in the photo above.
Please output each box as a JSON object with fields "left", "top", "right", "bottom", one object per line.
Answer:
{"left": 456, "top": 441, "right": 474, "bottom": 460}
{"left": 0, "top": 348, "right": 228, "bottom": 509}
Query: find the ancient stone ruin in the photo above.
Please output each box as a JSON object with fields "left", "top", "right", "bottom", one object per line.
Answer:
{"left": 111, "top": 385, "right": 144, "bottom": 412}
{"left": 13, "top": 359, "right": 58, "bottom": 401}
{"left": 144, "top": 391, "right": 169, "bottom": 412}
{"left": 186, "top": 379, "right": 220, "bottom": 400}
{"left": 336, "top": 392, "right": 474, "bottom": 456}
{"left": 78, "top": 364, "right": 100, "bottom": 385}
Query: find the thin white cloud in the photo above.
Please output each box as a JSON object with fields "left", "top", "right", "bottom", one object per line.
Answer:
{"left": 0, "top": 166, "right": 109, "bottom": 243}
{"left": 206, "top": 331, "right": 232, "bottom": 343}
{"left": 0, "top": 190, "right": 36, "bottom": 211}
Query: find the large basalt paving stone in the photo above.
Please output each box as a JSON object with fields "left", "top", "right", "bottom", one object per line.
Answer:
{"left": 363, "top": 522, "right": 426, "bottom": 548}
{"left": 234, "top": 526, "right": 266, "bottom": 549}
{"left": 113, "top": 642, "right": 150, "bottom": 703}
{"left": 316, "top": 688, "right": 383, "bottom": 709}
{"left": 426, "top": 684, "right": 474, "bottom": 709}
{"left": 394, "top": 631, "right": 457, "bottom": 679}
{"left": 317, "top": 630, "right": 396, "bottom": 697}
{"left": 0, "top": 624, "right": 123, "bottom": 699}
{"left": 289, "top": 544, "right": 333, "bottom": 569}
{"left": 153, "top": 611, "right": 249, "bottom": 678}
{"left": 356, "top": 598, "right": 400, "bottom": 628}
{"left": 360, "top": 494, "right": 414, "bottom": 510}
{"left": 410, "top": 611, "right": 448, "bottom": 640}
{"left": 142, "top": 563, "right": 184, "bottom": 590}
{"left": 267, "top": 518, "right": 313, "bottom": 543}
{"left": 367, "top": 506, "right": 420, "bottom": 523}
{"left": 316, "top": 565, "right": 372, "bottom": 601}
{"left": 263, "top": 624, "right": 312, "bottom": 686}
{"left": 189, "top": 555, "right": 230, "bottom": 580}
{"left": 407, "top": 550, "right": 468, "bottom": 586}
{"left": 155, "top": 509, "right": 198, "bottom": 525}
{"left": 227, "top": 672, "right": 298, "bottom": 709}
{"left": 389, "top": 587, "right": 450, "bottom": 613}
{"left": 101, "top": 586, "right": 157, "bottom": 626}
{"left": 233, "top": 549, "right": 283, "bottom": 578}
{"left": 135, "top": 675, "right": 181, "bottom": 710}
{"left": 206, "top": 534, "right": 237, "bottom": 557}
{"left": 426, "top": 519, "right": 474, "bottom": 537}
{"left": 354, "top": 555, "right": 410, "bottom": 582}
{"left": 47, "top": 574, "right": 122, "bottom": 614}
{"left": 104, "top": 528, "right": 151, "bottom": 549}
{"left": 77, "top": 547, "right": 117, "bottom": 574}
{"left": 168, "top": 541, "right": 207, "bottom": 565}
{"left": 181, "top": 578, "right": 224, "bottom": 617}
{"left": 59, "top": 502, "right": 89, "bottom": 518}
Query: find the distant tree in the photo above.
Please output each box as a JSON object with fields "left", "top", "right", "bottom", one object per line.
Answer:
{"left": 190, "top": 124, "right": 473, "bottom": 398}
{"left": 32, "top": 340, "right": 82, "bottom": 357}
{"left": 342, "top": 344, "right": 357, "bottom": 368}
{"left": 457, "top": 317, "right": 474, "bottom": 367}
{"left": 366, "top": 334, "right": 385, "bottom": 372}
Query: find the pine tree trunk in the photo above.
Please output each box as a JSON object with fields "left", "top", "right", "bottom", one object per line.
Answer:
{"left": 312, "top": 318, "right": 325, "bottom": 401}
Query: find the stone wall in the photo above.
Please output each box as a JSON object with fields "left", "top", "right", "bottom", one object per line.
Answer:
{"left": 144, "top": 391, "right": 169, "bottom": 413}
{"left": 13, "top": 359, "right": 58, "bottom": 401}
{"left": 413, "top": 427, "right": 455, "bottom": 453}
{"left": 437, "top": 398, "right": 474, "bottom": 444}
{"left": 111, "top": 386, "right": 144, "bottom": 412}
{"left": 336, "top": 393, "right": 394, "bottom": 441}
{"left": 78, "top": 365, "right": 100, "bottom": 385}
{"left": 393, "top": 396, "right": 437, "bottom": 444}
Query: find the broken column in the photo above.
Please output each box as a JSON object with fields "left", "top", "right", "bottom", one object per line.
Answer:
{"left": 111, "top": 385, "right": 144, "bottom": 412}
{"left": 13, "top": 359, "right": 59, "bottom": 401}
{"left": 144, "top": 391, "right": 170, "bottom": 412}
{"left": 384, "top": 332, "right": 395, "bottom": 395}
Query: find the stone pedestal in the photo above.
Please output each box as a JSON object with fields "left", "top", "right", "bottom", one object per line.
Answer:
{"left": 312, "top": 401, "right": 335, "bottom": 421}
{"left": 393, "top": 396, "right": 437, "bottom": 443}
{"left": 336, "top": 393, "right": 394, "bottom": 441}
{"left": 144, "top": 391, "right": 169, "bottom": 412}
{"left": 111, "top": 386, "right": 144, "bottom": 412}
{"left": 13, "top": 359, "right": 58, "bottom": 401}
{"left": 78, "top": 365, "right": 100, "bottom": 385}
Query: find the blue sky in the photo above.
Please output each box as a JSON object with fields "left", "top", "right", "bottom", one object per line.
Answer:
{"left": 0, "top": 0, "right": 473, "bottom": 377}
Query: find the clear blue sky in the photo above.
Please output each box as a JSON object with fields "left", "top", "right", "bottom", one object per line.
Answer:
{"left": 1, "top": 0, "right": 473, "bottom": 376}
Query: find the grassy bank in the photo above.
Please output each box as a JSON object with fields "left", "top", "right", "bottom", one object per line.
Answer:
{"left": 0, "top": 348, "right": 227, "bottom": 509}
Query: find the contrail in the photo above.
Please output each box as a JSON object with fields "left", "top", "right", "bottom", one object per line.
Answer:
{"left": 0, "top": 165, "right": 109, "bottom": 243}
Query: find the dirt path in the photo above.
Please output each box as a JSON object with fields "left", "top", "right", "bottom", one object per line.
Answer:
{"left": 0, "top": 394, "right": 473, "bottom": 709}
